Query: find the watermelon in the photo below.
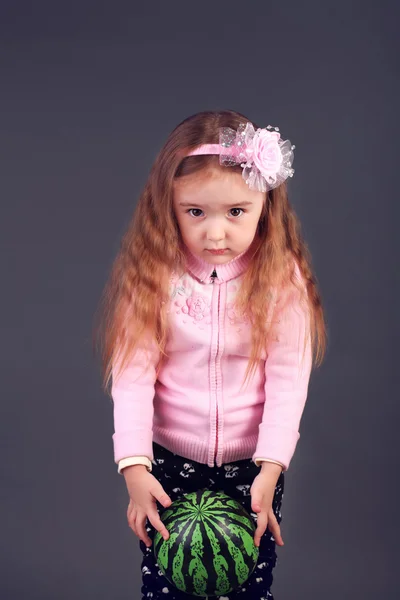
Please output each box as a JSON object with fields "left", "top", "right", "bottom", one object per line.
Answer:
{"left": 153, "top": 488, "right": 259, "bottom": 597}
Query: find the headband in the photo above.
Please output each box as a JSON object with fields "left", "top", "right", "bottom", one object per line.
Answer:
{"left": 186, "top": 122, "right": 295, "bottom": 192}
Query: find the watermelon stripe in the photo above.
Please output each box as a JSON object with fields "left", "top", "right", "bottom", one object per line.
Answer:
{"left": 203, "top": 514, "right": 256, "bottom": 586}
{"left": 170, "top": 516, "right": 199, "bottom": 593}
{"left": 199, "top": 504, "right": 254, "bottom": 524}
{"left": 156, "top": 511, "right": 198, "bottom": 592}
{"left": 205, "top": 508, "right": 255, "bottom": 534}
{"left": 154, "top": 505, "right": 194, "bottom": 556}
{"left": 180, "top": 515, "right": 212, "bottom": 595}
{"left": 161, "top": 508, "right": 195, "bottom": 526}
{"left": 201, "top": 514, "right": 240, "bottom": 594}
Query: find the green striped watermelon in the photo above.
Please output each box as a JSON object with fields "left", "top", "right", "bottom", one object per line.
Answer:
{"left": 154, "top": 488, "right": 259, "bottom": 597}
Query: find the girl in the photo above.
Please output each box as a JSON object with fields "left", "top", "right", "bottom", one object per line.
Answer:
{"left": 94, "top": 110, "right": 327, "bottom": 599}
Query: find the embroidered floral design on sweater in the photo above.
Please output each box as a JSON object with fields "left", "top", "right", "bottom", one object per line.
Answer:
{"left": 185, "top": 294, "right": 211, "bottom": 321}
{"left": 173, "top": 293, "right": 211, "bottom": 326}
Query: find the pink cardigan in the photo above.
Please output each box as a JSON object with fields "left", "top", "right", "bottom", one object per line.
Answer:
{"left": 111, "top": 246, "right": 312, "bottom": 473}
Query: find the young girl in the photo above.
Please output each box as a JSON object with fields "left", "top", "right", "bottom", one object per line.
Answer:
{"left": 94, "top": 110, "right": 327, "bottom": 599}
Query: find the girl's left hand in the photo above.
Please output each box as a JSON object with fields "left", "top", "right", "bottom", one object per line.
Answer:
{"left": 250, "top": 468, "right": 284, "bottom": 548}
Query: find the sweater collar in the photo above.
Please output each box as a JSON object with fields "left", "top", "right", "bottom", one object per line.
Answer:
{"left": 184, "top": 244, "right": 254, "bottom": 283}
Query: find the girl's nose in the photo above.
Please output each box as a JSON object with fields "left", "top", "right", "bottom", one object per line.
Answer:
{"left": 207, "top": 225, "right": 226, "bottom": 242}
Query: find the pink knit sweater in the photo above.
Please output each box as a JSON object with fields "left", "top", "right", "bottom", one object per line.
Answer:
{"left": 111, "top": 246, "right": 312, "bottom": 472}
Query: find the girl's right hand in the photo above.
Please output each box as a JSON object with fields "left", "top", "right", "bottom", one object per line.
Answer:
{"left": 123, "top": 464, "right": 172, "bottom": 548}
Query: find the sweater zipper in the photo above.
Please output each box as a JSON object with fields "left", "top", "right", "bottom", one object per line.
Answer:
{"left": 211, "top": 268, "right": 219, "bottom": 461}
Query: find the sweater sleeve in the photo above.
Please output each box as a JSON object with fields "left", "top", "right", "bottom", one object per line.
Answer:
{"left": 252, "top": 262, "right": 313, "bottom": 472}
{"left": 111, "top": 338, "right": 160, "bottom": 466}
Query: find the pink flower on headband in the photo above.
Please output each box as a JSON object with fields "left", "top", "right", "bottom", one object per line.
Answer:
{"left": 251, "top": 129, "right": 282, "bottom": 185}
{"left": 219, "top": 122, "right": 295, "bottom": 192}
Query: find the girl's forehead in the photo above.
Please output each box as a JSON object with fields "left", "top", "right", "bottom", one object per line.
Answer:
{"left": 173, "top": 169, "right": 262, "bottom": 205}
{"left": 175, "top": 167, "right": 238, "bottom": 188}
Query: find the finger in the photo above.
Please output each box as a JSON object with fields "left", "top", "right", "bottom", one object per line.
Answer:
{"left": 268, "top": 512, "right": 284, "bottom": 545}
{"left": 128, "top": 508, "right": 137, "bottom": 533}
{"left": 127, "top": 505, "right": 137, "bottom": 525}
{"left": 251, "top": 493, "right": 263, "bottom": 513}
{"left": 153, "top": 486, "right": 172, "bottom": 509}
{"left": 253, "top": 513, "right": 268, "bottom": 547}
{"left": 130, "top": 518, "right": 138, "bottom": 538}
{"left": 127, "top": 500, "right": 135, "bottom": 522}
{"left": 136, "top": 513, "right": 152, "bottom": 547}
{"left": 128, "top": 508, "right": 139, "bottom": 537}
{"left": 147, "top": 509, "right": 170, "bottom": 541}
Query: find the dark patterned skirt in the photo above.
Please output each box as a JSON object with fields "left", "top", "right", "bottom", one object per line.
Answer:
{"left": 139, "top": 442, "right": 285, "bottom": 599}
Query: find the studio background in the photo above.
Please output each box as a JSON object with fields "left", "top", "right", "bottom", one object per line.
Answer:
{"left": 1, "top": 1, "right": 398, "bottom": 598}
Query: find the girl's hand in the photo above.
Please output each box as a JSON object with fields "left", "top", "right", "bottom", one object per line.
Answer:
{"left": 123, "top": 464, "right": 172, "bottom": 548}
{"left": 250, "top": 465, "right": 284, "bottom": 548}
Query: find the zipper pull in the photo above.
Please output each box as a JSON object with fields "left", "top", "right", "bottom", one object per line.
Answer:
{"left": 210, "top": 269, "right": 217, "bottom": 283}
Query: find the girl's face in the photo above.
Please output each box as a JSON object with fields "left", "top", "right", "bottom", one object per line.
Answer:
{"left": 173, "top": 168, "right": 265, "bottom": 265}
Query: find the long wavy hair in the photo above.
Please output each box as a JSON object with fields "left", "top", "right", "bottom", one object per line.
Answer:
{"left": 93, "top": 110, "right": 327, "bottom": 394}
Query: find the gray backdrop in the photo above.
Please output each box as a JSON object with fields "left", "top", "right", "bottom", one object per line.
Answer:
{"left": 1, "top": 1, "right": 398, "bottom": 599}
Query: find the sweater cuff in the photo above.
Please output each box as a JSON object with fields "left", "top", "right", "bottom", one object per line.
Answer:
{"left": 254, "top": 457, "right": 285, "bottom": 469}
{"left": 118, "top": 456, "right": 153, "bottom": 475}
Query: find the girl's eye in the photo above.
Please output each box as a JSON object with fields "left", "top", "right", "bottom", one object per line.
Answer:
{"left": 188, "top": 209, "right": 204, "bottom": 218}
{"left": 187, "top": 208, "right": 244, "bottom": 218}
{"left": 229, "top": 208, "right": 244, "bottom": 217}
